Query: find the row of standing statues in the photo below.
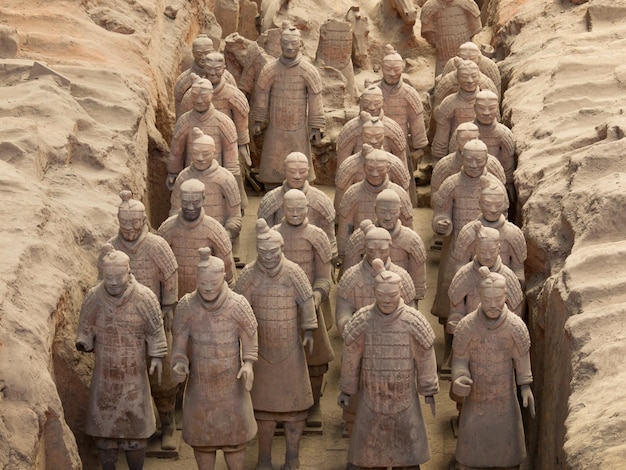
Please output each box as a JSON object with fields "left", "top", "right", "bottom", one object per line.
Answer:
{"left": 76, "top": 2, "right": 536, "bottom": 469}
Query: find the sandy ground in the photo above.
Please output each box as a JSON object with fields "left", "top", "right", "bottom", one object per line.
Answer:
{"left": 116, "top": 186, "right": 460, "bottom": 470}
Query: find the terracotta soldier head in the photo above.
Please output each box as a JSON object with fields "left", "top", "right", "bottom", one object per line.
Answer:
{"left": 455, "top": 121, "right": 480, "bottom": 153}
{"left": 117, "top": 190, "right": 146, "bottom": 242}
{"left": 189, "top": 75, "right": 214, "bottom": 113}
{"left": 196, "top": 247, "right": 225, "bottom": 302}
{"left": 192, "top": 34, "right": 214, "bottom": 68}
{"left": 458, "top": 42, "right": 481, "bottom": 64}
{"left": 474, "top": 89, "right": 499, "bottom": 126}
{"left": 461, "top": 139, "right": 488, "bottom": 178}
{"left": 283, "top": 151, "right": 310, "bottom": 190}
{"left": 362, "top": 220, "right": 392, "bottom": 264}
{"left": 478, "top": 269, "right": 507, "bottom": 320}
{"left": 180, "top": 178, "right": 205, "bottom": 222}
{"left": 190, "top": 127, "right": 216, "bottom": 171}
{"left": 363, "top": 144, "right": 390, "bottom": 186}
{"left": 203, "top": 51, "right": 226, "bottom": 87}
{"left": 282, "top": 189, "right": 308, "bottom": 227}
{"left": 381, "top": 44, "right": 404, "bottom": 86}
{"left": 479, "top": 176, "right": 508, "bottom": 222}
{"left": 359, "top": 85, "right": 384, "bottom": 117}
{"left": 280, "top": 25, "right": 303, "bottom": 61}
{"left": 255, "top": 218, "right": 284, "bottom": 270}
{"left": 100, "top": 243, "right": 131, "bottom": 297}
{"left": 455, "top": 58, "right": 480, "bottom": 93}
{"left": 372, "top": 257, "right": 402, "bottom": 314}
{"left": 375, "top": 189, "right": 401, "bottom": 231}
{"left": 360, "top": 112, "right": 386, "bottom": 149}
{"left": 474, "top": 224, "right": 501, "bottom": 269}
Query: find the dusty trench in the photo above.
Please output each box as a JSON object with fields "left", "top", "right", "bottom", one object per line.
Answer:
{"left": 1, "top": 0, "right": 624, "bottom": 469}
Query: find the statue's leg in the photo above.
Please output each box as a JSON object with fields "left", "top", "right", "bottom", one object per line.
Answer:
{"left": 282, "top": 419, "right": 305, "bottom": 469}
{"left": 193, "top": 449, "right": 217, "bottom": 470}
{"left": 306, "top": 370, "right": 324, "bottom": 427}
{"left": 256, "top": 419, "right": 277, "bottom": 470}
{"left": 99, "top": 449, "right": 118, "bottom": 470}
{"left": 124, "top": 449, "right": 145, "bottom": 470}
{"left": 156, "top": 394, "right": 177, "bottom": 450}
{"left": 224, "top": 448, "right": 247, "bottom": 470}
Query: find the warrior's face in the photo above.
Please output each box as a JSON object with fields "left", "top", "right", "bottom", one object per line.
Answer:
{"left": 283, "top": 198, "right": 308, "bottom": 227}
{"left": 360, "top": 95, "right": 383, "bottom": 116}
{"left": 458, "top": 68, "right": 480, "bottom": 93}
{"left": 456, "top": 130, "right": 479, "bottom": 152}
{"left": 181, "top": 192, "right": 204, "bottom": 221}
{"left": 375, "top": 282, "right": 401, "bottom": 315}
{"left": 375, "top": 201, "right": 400, "bottom": 231}
{"left": 364, "top": 159, "right": 389, "bottom": 187}
{"left": 257, "top": 240, "right": 283, "bottom": 271}
{"left": 118, "top": 212, "right": 145, "bottom": 242}
{"left": 382, "top": 61, "right": 403, "bottom": 86}
{"left": 475, "top": 100, "right": 499, "bottom": 125}
{"left": 280, "top": 37, "right": 301, "bottom": 60}
{"left": 103, "top": 264, "right": 131, "bottom": 297}
{"left": 362, "top": 126, "right": 385, "bottom": 149}
{"left": 197, "top": 269, "right": 225, "bottom": 302}
{"left": 480, "top": 286, "right": 506, "bottom": 320}
{"left": 191, "top": 144, "right": 215, "bottom": 171}
{"left": 479, "top": 194, "right": 506, "bottom": 223}
{"left": 204, "top": 56, "right": 225, "bottom": 86}
{"left": 365, "top": 240, "right": 390, "bottom": 264}
{"left": 285, "top": 162, "right": 309, "bottom": 190}
{"left": 191, "top": 87, "right": 213, "bottom": 113}
{"left": 462, "top": 149, "right": 487, "bottom": 178}
{"left": 476, "top": 240, "right": 500, "bottom": 269}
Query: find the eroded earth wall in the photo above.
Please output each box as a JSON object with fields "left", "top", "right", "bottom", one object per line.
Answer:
{"left": 0, "top": 1, "right": 216, "bottom": 468}
{"left": 492, "top": 0, "right": 626, "bottom": 468}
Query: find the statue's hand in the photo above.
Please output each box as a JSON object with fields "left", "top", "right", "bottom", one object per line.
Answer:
{"left": 236, "top": 361, "right": 255, "bottom": 392}
{"left": 313, "top": 291, "right": 323, "bottom": 309}
{"left": 162, "top": 305, "right": 174, "bottom": 333}
{"left": 337, "top": 392, "right": 350, "bottom": 409}
{"left": 166, "top": 173, "right": 178, "bottom": 191}
{"left": 75, "top": 341, "right": 93, "bottom": 353}
{"left": 521, "top": 384, "right": 536, "bottom": 418}
{"left": 425, "top": 395, "right": 436, "bottom": 417}
{"left": 171, "top": 361, "right": 189, "bottom": 383}
{"left": 238, "top": 144, "right": 252, "bottom": 167}
{"left": 310, "top": 128, "right": 322, "bottom": 146}
{"left": 302, "top": 330, "right": 314, "bottom": 355}
{"left": 435, "top": 218, "right": 451, "bottom": 235}
{"left": 453, "top": 375, "right": 473, "bottom": 397}
{"left": 149, "top": 357, "right": 163, "bottom": 386}
{"left": 253, "top": 122, "right": 263, "bottom": 136}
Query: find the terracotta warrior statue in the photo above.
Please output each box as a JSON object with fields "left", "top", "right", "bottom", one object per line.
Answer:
{"left": 172, "top": 248, "right": 258, "bottom": 470}
{"left": 158, "top": 179, "right": 236, "bottom": 296}
{"left": 258, "top": 151, "right": 337, "bottom": 258}
{"left": 448, "top": 224, "right": 524, "bottom": 335}
{"left": 379, "top": 45, "right": 428, "bottom": 205}
{"left": 420, "top": 0, "right": 482, "bottom": 76}
{"left": 452, "top": 89, "right": 517, "bottom": 219}
{"left": 430, "top": 139, "right": 503, "bottom": 370}
{"left": 452, "top": 176, "right": 526, "bottom": 286}
{"left": 334, "top": 121, "right": 411, "bottom": 212}
{"left": 343, "top": 189, "right": 427, "bottom": 305}
{"left": 179, "top": 52, "right": 252, "bottom": 178}
{"left": 337, "top": 146, "right": 413, "bottom": 259}
{"left": 77, "top": 245, "right": 167, "bottom": 470}
{"left": 338, "top": 258, "right": 438, "bottom": 470}
{"left": 432, "top": 59, "right": 481, "bottom": 159}
{"left": 431, "top": 121, "right": 505, "bottom": 196}
{"left": 100, "top": 191, "right": 179, "bottom": 451}
{"left": 167, "top": 77, "right": 241, "bottom": 198}
{"left": 235, "top": 219, "right": 317, "bottom": 470}
{"left": 336, "top": 225, "right": 416, "bottom": 437}
{"left": 274, "top": 189, "right": 335, "bottom": 428}
{"left": 252, "top": 25, "right": 325, "bottom": 186}
{"left": 169, "top": 128, "right": 242, "bottom": 241}
{"left": 173, "top": 34, "right": 237, "bottom": 118}
{"left": 432, "top": 59, "right": 497, "bottom": 113}
{"left": 441, "top": 42, "right": 501, "bottom": 97}
{"left": 335, "top": 84, "right": 406, "bottom": 166}
{"left": 452, "top": 270, "right": 535, "bottom": 469}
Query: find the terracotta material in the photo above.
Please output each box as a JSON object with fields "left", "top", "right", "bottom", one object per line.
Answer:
{"left": 430, "top": 139, "right": 503, "bottom": 322}
{"left": 343, "top": 189, "right": 427, "bottom": 302}
{"left": 257, "top": 152, "right": 337, "bottom": 258}
{"left": 448, "top": 225, "right": 524, "bottom": 334}
{"left": 420, "top": 0, "right": 482, "bottom": 76}
{"left": 381, "top": 0, "right": 418, "bottom": 26}
{"left": 430, "top": 121, "right": 505, "bottom": 195}
{"left": 339, "top": 258, "right": 438, "bottom": 468}
{"left": 100, "top": 191, "right": 179, "bottom": 451}
{"left": 432, "top": 65, "right": 497, "bottom": 113}
{"left": 76, "top": 245, "right": 167, "bottom": 467}
{"left": 452, "top": 177, "right": 526, "bottom": 285}
{"left": 158, "top": 179, "right": 236, "bottom": 296}
{"left": 337, "top": 147, "right": 413, "bottom": 258}
{"left": 344, "top": 6, "right": 370, "bottom": 69}
{"left": 173, "top": 34, "right": 237, "bottom": 118}
{"left": 452, "top": 271, "right": 534, "bottom": 469}
{"left": 235, "top": 219, "right": 317, "bottom": 470}
{"left": 170, "top": 128, "right": 242, "bottom": 240}
{"left": 167, "top": 76, "right": 241, "bottom": 194}
{"left": 431, "top": 59, "right": 481, "bottom": 159}
{"left": 252, "top": 25, "right": 325, "bottom": 185}
{"left": 335, "top": 85, "right": 406, "bottom": 167}
{"left": 171, "top": 248, "right": 258, "bottom": 470}
{"left": 379, "top": 45, "right": 428, "bottom": 205}
{"left": 335, "top": 120, "right": 411, "bottom": 211}
{"left": 315, "top": 18, "right": 357, "bottom": 98}
{"left": 274, "top": 189, "right": 335, "bottom": 427}
{"left": 441, "top": 42, "right": 501, "bottom": 97}
{"left": 224, "top": 32, "right": 271, "bottom": 98}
